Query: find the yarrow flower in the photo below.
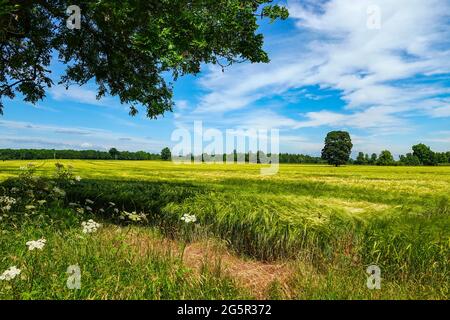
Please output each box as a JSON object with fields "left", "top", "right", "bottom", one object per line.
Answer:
{"left": 120, "top": 211, "right": 146, "bottom": 223}
{"left": 181, "top": 214, "right": 197, "bottom": 224}
{"left": 82, "top": 219, "right": 101, "bottom": 234}
{"left": 26, "top": 238, "right": 46, "bottom": 251}
{"left": 0, "top": 266, "right": 21, "bottom": 281}
{"left": 52, "top": 187, "right": 66, "bottom": 197}
{"left": 0, "top": 196, "right": 16, "bottom": 212}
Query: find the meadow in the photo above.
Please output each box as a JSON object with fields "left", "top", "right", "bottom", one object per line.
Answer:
{"left": 0, "top": 160, "right": 448, "bottom": 300}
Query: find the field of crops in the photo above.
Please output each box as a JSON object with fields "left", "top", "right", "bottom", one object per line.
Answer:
{"left": 0, "top": 160, "right": 449, "bottom": 299}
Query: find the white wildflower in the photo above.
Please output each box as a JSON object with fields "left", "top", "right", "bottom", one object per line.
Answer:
{"left": 25, "top": 205, "right": 36, "bottom": 211}
{"left": 85, "top": 199, "right": 94, "bottom": 205}
{"left": 0, "top": 266, "right": 21, "bottom": 281}
{"left": 122, "top": 211, "right": 145, "bottom": 222}
{"left": 82, "top": 219, "right": 101, "bottom": 234}
{"left": 85, "top": 206, "right": 93, "bottom": 211}
{"left": 26, "top": 238, "right": 46, "bottom": 251}
{"left": 108, "top": 202, "right": 116, "bottom": 207}
{"left": 37, "top": 200, "right": 46, "bottom": 206}
{"left": 181, "top": 214, "right": 197, "bottom": 224}
{"left": 75, "top": 176, "right": 82, "bottom": 182}
{"left": 0, "top": 196, "right": 16, "bottom": 206}
{"left": 52, "top": 187, "right": 66, "bottom": 197}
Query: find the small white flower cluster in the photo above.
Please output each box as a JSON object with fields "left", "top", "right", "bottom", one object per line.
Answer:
{"left": 26, "top": 238, "right": 47, "bottom": 251}
{"left": 0, "top": 266, "right": 21, "bottom": 281}
{"left": 0, "top": 196, "right": 16, "bottom": 212}
{"left": 181, "top": 214, "right": 197, "bottom": 224}
{"left": 120, "top": 211, "right": 146, "bottom": 222}
{"left": 82, "top": 219, "right": 101, "bottom": 234}
{"left": 52, "top": 187, "right": 66, "bottom": 197}
{"left": 75, "top": 176, "right": 82, "bottom": 182}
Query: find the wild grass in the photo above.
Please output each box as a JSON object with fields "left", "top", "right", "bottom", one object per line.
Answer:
{"left": 0, "top": 160, "right": 448, "bottom": 299}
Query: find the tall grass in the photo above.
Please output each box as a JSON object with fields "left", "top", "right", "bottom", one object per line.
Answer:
{"left": 0, "top": 160, "right": 449, "bottom": 299}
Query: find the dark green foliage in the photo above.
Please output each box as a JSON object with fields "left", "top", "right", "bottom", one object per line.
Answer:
{"left": 321, "top": 131, "right": 353, "bottom": 167}
{"left": 413, "top": 144, "right": 437, "bottom": 166}
{"left": 108, "top": 148, "right": 120, "bottom": 160}
{"left": 160, "top": 147, "right": 171, "bottom": 161}
{"left": 369, "top": 153, "right": 378, "bottom": 165}
{"left": 355, "top": 152, "right": 369, "bottom": 165}
{"left": 0, "top": 0, "right": 288, "bottom": 117}
{"left": 399, "top": 153, "right": 421, "bottom": 166}
{"left": 0, "top": 148, "right": 161, "bottom": 160}
{"left": 377, "top": 150, "right": 395, "bottom": 166}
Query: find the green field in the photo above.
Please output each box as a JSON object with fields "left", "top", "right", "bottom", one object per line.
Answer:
{"left": 0, "top": 160, "right": 449, "bottom": 299}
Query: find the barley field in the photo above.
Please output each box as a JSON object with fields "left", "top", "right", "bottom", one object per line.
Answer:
{"left": 0, "top": 160, "right": 449, "bottom": 299}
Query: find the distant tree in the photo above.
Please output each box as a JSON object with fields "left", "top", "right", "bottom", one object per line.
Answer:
{"left": 355, "top": 152, "right": 366, "bottom": 165}
{"left": 377, "top": 150, "right": 395, "bottom": 166}
{"left": 369, "top": 153, "right": 378, "bottom": 165}
{"left": 434, "top": 152, "right": 448, "bottom": 164}
{"left": 161, "top": 147, "right": 172, "bottom": 161}
{"left": 109, "top": 148, "right": 120, "bottom": 160}
{"left": 399, "top": 153, "right": 421, "bottom": 166}
{"left": 321, "top": 131, "right": 353, "bottom": 167}
{"left": 412, "top": 144, "right": 436, "bottom": 166}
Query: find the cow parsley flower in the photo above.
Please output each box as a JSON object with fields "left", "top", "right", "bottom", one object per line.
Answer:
{"left": 82, "top": 219, "right": 101, "bottom": 234}
{"left": 181, "top": 214, "right": 197, "bottom": 224}
{"left": 52, "top": 187, "right": 66, "bottom": 197}
{"left": 26, "top": 238, "right": 46, "bottom": 251}
{"left": 121, "top": 211, "right": 146, "bottom": 222}
{"left": 0, "top": 266, "right": 21, "bottom": 281}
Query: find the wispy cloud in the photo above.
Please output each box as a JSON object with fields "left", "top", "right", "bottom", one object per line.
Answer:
{"left": 0, "top": 120, "right": 166, "bottom": 152}
{"left": 187, "top": 0, "right": 450, "bottom": 133}
{"left": 50, "top": 85, "right": 116, "bottom": 107}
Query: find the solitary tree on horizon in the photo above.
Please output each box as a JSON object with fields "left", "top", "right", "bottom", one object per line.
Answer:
{"left": 161, "top": 147, "right": 171, "bottom": 161}
{"left": 321, "top": 131, "right": 353, "bottom": 167}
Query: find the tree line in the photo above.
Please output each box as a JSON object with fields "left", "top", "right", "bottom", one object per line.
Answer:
{"left": 353, "top": 144, "right": 450, "bottom": 166}
{"left": 320, "top": 131, "right": 449, "bottom": 166}
{"left": 0, "top": 148, "right": 161, "bottom": 161}
{"left": 1, "top": 139, "right": 448, "bottom": 166}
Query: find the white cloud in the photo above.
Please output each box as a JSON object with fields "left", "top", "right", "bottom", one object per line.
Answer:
{"left": 188, "top": 0, "right": 450, "bottom": 133}
{"left": 50, "top": 85, "right": 116, "bottom": 107}
{"left": 0, "top": 120, "right": 166, "bottom": 152}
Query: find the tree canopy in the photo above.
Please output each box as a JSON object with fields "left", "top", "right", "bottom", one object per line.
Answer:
{"left": 376, "top": 150, "right": 395, "bottom": 166}
{"left": 412, "top": 143, "right": 437, "bottom": 166}
{"left": 321, "top": 131, "right": 353, "bottom": 167}
{"left": 160, "top": 147, "right": 171, "bottom": 161}
{"left": 0, "top": 0, "right": 288, "bottom": 116}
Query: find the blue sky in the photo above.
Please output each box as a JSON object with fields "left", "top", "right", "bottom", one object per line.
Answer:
{"left": 1, "top": 0, "right": 450, "bottom": 157}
